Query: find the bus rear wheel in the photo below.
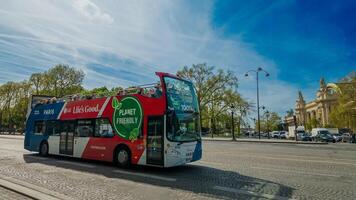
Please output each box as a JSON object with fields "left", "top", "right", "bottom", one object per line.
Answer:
{"left": 39, "top": 142, "right": 48, "bottom": 157}
{"left": 114, "top": 147, "right": 131, "bottom": 168}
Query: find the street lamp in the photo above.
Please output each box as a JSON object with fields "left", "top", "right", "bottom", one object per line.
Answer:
{"left": 250, "top": 117, "right": 256, "bottom": 138}
{"left": 265, "top": 110, "right": 270, "bottom": 139}
{"left": 245, "top": 67, "right": 270, "bottom": 139}
{"left": 231, "top": 105, "right": 235, "bottom": 141}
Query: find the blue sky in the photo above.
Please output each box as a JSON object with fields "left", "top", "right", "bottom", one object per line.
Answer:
{"left": 0, "top": 0, "right": 355, "bottom": 117}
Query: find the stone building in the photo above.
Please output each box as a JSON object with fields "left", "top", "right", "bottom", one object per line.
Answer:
{"left": 286, "top": 78, "right": 339, "bottom": 127}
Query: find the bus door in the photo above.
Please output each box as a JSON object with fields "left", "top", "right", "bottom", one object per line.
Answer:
{"left": 60, "top": 121, "right": 75, "bottom": 155}
{"left": 146, "top": 116, "right": 164, "bottom": 165}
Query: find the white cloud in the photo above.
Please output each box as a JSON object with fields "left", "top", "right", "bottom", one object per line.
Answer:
{"left": 0, "top": 0, "right": 309, "bottom": 117}
{"left": 72, "top": 0, "right": 114, "bottom": 24}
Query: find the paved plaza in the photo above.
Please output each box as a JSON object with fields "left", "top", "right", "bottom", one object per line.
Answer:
{"left": 0, "top": 136, "right": 355, "bottom": 199}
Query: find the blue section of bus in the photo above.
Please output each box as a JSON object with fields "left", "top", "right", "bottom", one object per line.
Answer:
{"left": 191, "top": 141, "right": 202, "bottom": 161}
{"left": 24, "top": 102, "right": 64, "bottom": 152}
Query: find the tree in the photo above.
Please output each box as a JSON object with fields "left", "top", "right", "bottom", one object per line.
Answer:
{"left": 223, "top": 90, "right": 252, "bottom": 136}
{"left": 305, "top": 117, "right": 319, "bottom": 131}
{"left": 329, "top": 71, "right": 356, "bottom": 131}
{"left": 177, "top": 63, "right": 239, "bottom": 135}
{"left": 286, "top": 109, "right": 294, "bottom": 117}
{"left": 81, "top": 86, "right": 123, "bottom": 97}
{"left": 0, "top": 64, "right": 85, "bottom": 132}
{"left": 29, "top": 73, "right": 43, "bottom": 95}
{"left": 0, "top": 81, "right": 31, "bottom": 131}
{"left": 258, "top": 112, "right": 282, "bottom": 132}
{"left": 46, "top": 64, "right": 85, "bottom": 97}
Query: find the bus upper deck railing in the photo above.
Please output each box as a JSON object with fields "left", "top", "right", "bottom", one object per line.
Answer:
{"left": 33, "top": 82, "right": 163, "bottom": 108}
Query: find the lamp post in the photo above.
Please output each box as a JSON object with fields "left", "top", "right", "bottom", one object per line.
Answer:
{"left": 231, "top": 105, "right": 235, "bottom": 141}
{"left": 265, "top": 110, "right": 270, "bottom": 139}
{"left": 245, "top": 67, "right": 269, "bottom": 139}
{"left": 250, "top": 117, "right": 256, "bottom": 138}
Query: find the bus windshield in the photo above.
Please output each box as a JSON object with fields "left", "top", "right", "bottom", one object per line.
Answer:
{"left": 164, "top": 76, "right": 201, "bottom": 142}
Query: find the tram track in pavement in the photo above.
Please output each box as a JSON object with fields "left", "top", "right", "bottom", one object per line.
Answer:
{"left": 0, "top": 175, "right": 72, "bottom": 200}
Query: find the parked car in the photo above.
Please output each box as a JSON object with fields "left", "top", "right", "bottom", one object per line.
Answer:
{"left": 297, "top": 133, "right": 312, "bottom": 141}
{"left": 331, "top": 134, "right": 343, "bottom": 142}
{"left": 339, "top": 128, "right": 352, "bottom": 135}
{"left": 351, "top": 134, "right": 356, "bottom": 143}
{"left": 271, "top": 131, "right": 280, "bottom": 138}
{"left": 279, "top": 131, "right": 287, "bottom": 139}
{"left": 315, "top": 131, "right": 335, "bottom": 143}
{"left": 342, "top": 133, "right": 351, "bottom": 143}
{"left": 201, "top": 127, "right": 210, "bottom": 136}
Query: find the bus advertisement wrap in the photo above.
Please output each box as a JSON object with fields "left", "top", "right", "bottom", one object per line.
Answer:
{"left": 24, "top": 72, "right": 202, "bottom": 168}
{"left": 112, "top": 97, "right": 143, "bottom": 141}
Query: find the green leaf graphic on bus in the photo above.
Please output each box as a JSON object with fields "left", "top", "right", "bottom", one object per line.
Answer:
{"left": 112, "top": 97, "right": 142, "bottom": 141}
{"left": 112, "top": 97, "right": 122, "bottom": 109}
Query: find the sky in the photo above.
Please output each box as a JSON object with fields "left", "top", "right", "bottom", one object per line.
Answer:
{"left": 0, "top": 0, "right": 355, "bottom": 118}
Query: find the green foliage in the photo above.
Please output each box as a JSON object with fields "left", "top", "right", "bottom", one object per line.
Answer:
{"left": 28, "top": 64, "right": 85, "bottom": 97}
{"left": 286, "top": 109, "right": 294, "bottom": 117}
{"left": 177, "top": 63, "right": 250, "bottom": 136}
{"left": 82, "top": 86, "right": 120, "bottom": 98}
{"left": 305, "top": 117, "right": 319, "bottom": 131}
{"left": 329, "top": 71, "right": 356, "bottom": 131}
{"left": 0, "top": 64, "right": 86, "bottom": 131}
{"left": 0, "top": 81, "right": 31, "bottom": 131}
{"left": 258, "top": 112, "right": 282, "bottom": 132}
{"left": 305, "top": 122, "right": 312, "bottom": 131}
{"left": 324, "top": 124, "right": 335, "bottom": 128}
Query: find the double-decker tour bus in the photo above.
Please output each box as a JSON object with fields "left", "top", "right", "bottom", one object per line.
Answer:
{"left": 24, "top": 72, "right": 202, "bottom": 167}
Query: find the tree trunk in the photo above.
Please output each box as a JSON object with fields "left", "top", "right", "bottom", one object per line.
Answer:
{"left": 237, "top": 118, "right": 241, "bottom": 136}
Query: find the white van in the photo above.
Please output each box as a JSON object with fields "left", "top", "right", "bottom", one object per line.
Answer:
{"left": 288, "top": 126, "right": 305, "bottom": 138}
{"left": 311, "top": 128, "right": 330, "bottom": 137}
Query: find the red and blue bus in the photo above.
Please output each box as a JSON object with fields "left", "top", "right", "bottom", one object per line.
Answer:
{"left": 24, "top": 72, "right": 202, "bottom": 167}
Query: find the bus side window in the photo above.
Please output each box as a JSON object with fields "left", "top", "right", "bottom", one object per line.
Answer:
{"left": 34, "top": 121, "right": 45, "bottom": 135}
{"left": 46, "top": 120, "right": 55, "bottom": 136}
{"left": 54, "top": 121, "right": 61, "bottom": 136}
{"left": 95, "top": 118, "right": 114, "bottom": 138}
{"left": 77, "top": 119, "right": 94, "bottom": 137}
{"left": 45, "top": 120, "right": 61, "bottom": 136}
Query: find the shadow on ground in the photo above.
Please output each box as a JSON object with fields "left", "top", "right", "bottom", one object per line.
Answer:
{"left": 23, "top": 154, "right": 295, "bottom": 199}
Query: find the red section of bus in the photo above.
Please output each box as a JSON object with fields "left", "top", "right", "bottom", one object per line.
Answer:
{"left": 59, "top": 72, "right": 168, "bottom": 164}
{"left": 81, "top": 136, "right": 145, "bottom": 163}
{"left": 59, "top": 98, "right": 107, "bottom": 120}
{"left": 80, "top": 94, "right": 166, "bottom": 163}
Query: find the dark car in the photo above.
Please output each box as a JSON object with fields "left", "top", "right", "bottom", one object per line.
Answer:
{"left": 315, "top": 132, "right": 335, "bottom": 143}
{"left": 201, "top": 127, "right": 210, "bottom": 136}
{"left": 331, "top": 134, "right": 342, "bottom": 142}
{"left": 351, "top": 134, "right": 356, "bottom": 143}
{"left": 297, "top": 133, "right": 312, "bottom": 141}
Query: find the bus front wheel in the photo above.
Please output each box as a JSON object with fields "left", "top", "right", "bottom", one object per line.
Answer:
{"left": 39, "top": 141, "right": 48, "bottom": 157}
{"left": 114, "top": 146, "right": 131, "bottom": 168}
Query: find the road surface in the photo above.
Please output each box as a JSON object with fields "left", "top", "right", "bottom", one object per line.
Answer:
{"left": 0, "top": 136, "right": 355, "bottom": 199}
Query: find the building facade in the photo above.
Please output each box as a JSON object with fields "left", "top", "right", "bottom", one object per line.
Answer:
{"left": 287, "top": 78, "right": 339, "bottom": 127}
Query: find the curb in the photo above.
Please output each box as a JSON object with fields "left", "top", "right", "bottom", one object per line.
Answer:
{"left": 0, "top": 133, "right": 24, "bottom": 136}
{"left": 202, "top": 138, "right": 328, "bottom": 145}
{"left": 0, "top": 136, "right": 24, "bottom": 140}
{"left": 0, "top": 176, "right": 73, "bottom": 200}
{"left": 0, "top": 135, "right": 25, "bottom": 140}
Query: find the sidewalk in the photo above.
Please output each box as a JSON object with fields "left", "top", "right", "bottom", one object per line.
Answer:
{"left": 0, "top": 185, "right": 33, "bottom": 200}
{"left": 202, "top": 137, "right": 328, "bottom": 145}
{"left": 0, "top": 175, "right": 72, "bottom": 200}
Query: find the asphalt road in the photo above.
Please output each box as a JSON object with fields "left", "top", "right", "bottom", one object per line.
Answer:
{"left": 0, "top": 136, "right": 356, "bottom": 199}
